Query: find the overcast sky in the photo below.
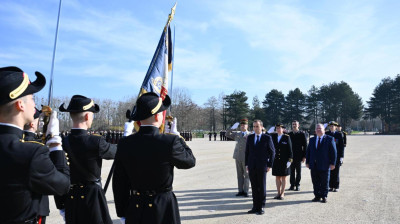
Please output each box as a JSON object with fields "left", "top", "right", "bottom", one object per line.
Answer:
{"left": 1, "top": 0, "right": 399, "bottom": 106}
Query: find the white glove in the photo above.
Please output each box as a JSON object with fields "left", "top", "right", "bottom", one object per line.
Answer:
{"left": 46, "top": 111, "right": 60, "bottom": 137}
{"left": 286, "top": 161, "right": 291, "bottom": 168}
{"left": 230, "top": 122, "right": 239, "bottom": 130}
{"left": 59, "top": 209, "right": 65, "bottom": 222}
{"left": 170, "top": 118, "right": 180, "bottom": 135}
{"left": 340, "top": 157, "right": 343, "bottom": 164}
{"left": 123, "top": 121, "right": 134, "bottom": 136}
{"left": 120, "top": 217, "right": 126, "bottom": 224}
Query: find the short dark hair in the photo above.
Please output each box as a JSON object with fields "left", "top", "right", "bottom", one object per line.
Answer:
{"left": 253, "top": 119, "right": 263, "bottom": 127}
{"left": 292, "top": 120, "right": 299, "bottom": 123}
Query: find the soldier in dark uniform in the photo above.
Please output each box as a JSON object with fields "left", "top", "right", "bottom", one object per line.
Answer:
{"left": 271, "top": 124, "right": 293, "bottom": 200}
{"left": 325, "top": 121, "right": 344, "bottom": 192}
{"left": 337, "top": 124, "right": 347, "bottom": 149}
{"left": 0, "top": 66, "right": 70, "bottom": 223}
{"left": 23, "top": 108, "right": 51, "bottom": 223}
{"left": 288, "top": 120, "right": 308, "bottom": 191}
{"left": 189, "top": 131, "right": 192, "bottom": 141}
{"left": 208, "top": 132, "right": 212, "bottom": 141}
{"left": 213, "top": 132, "right": 217, "bottom": 141}
{"left": 113, "top": 92, "right": 196, "bottom": 224}
{"left": 106, "top": 130, "right": 111, "bottom": 143}
{"left": 57, "top": 95, "right": 117, "bottom": 224}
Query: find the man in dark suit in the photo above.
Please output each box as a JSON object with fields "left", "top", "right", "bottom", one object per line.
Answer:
{"left": 57, "top": 95, "right": 117, "bottom": 224}
{"left": 326, "top": 121, "right": 344, "bottom": 192}
{"left": 306, "top": 123, "right": 337, "bottom": 203}
{"left": 113, "top": 92, "right": 196, "bottom": 224}
{"left": 0, "top": 66, "right": 70, "bottom": 223}
{"left": 288, "top": 120, "right": 308, "bottom": 191}
{"left": 245, "top": 119, "right": 275, "bottom": 215}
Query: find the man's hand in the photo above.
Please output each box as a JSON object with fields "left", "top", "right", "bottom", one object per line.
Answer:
{"left": 230, "top": 122, "right": 239, "bottom": 130}
{"left": 46, "top": 111, "right": 60, "bottom": 137}
{"left": 266, "top": 167, "right": 271, "bottom": 172}
{"left": 330, "top": 165, "right": 335, "bottom": 170}
{"left": 123, "top": 121, "right": 134, "bottom": 137}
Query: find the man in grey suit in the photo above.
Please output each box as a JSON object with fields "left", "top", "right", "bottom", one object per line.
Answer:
{"left": 226, "top": 118, "right": 250, "bottom": 197}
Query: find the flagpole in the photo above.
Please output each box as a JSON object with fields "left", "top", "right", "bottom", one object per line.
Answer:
{"left": 169, "top": 25, "right": 175, "bottom": 113}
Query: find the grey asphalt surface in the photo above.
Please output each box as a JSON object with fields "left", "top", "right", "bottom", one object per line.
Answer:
{"left": 46, "top": 135, "right": 400, "bottom": 224}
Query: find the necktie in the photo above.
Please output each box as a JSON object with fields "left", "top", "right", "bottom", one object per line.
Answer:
{"left": 317, "top": 137, "right": 321, "bottom": 149}
{"left": 256, "top": 135, "right": 260, "bottom": 145}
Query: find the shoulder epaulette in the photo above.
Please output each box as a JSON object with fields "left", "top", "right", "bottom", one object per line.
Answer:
{"left": 21, "top": 140, "right": 45, "bottom": 146}
{"left": 344, "top": 131, "right": 347, "bottom": 134}
{"left": 285, "top": 134, "right": 289, "bottom": 136}
{"left": 92, "top": 134, "right": 102, "bottom": 137}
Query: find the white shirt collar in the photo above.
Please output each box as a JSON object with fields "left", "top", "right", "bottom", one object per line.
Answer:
{"left": 0, "top": 122, "right": 22, "bottom": 130}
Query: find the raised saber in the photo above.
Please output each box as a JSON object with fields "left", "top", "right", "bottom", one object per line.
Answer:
{"left": 42, "top": 0, "right": 63, "bottom": 142}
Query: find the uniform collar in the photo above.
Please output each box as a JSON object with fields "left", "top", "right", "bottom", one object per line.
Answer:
{"left": 23, "top": 130, "right": 36, "bottom": 137}
{"left": 0, "top": 123, "right": 24, "bottom": 138}
{"left": 70, "top": 128, "right": 88, "bottom": 135}
{"left": 139, "top": 126, "right": 159, "bottom": 135}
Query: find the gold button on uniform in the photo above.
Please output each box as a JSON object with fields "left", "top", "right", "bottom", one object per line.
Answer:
{"left": 81, "top": 196, "right": 84, "bottom": 199}
{"left": 149, "top": 204, "right": 153, "bottom": 207}
{"left": 136, "top": 204, "right": 139, "bottom": 208}
{"left": 70, "top": 196, "right": 74, "bottom": 199}
{"left": 136, "top": 192, "right": 140, "bottom": 196}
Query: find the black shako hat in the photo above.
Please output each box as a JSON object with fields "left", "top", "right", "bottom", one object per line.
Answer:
{"left": 275, "top": 123, "right": 286, "bottom": 128}
{"left": 131, "top": 92, "right": 171, "bottom": 121}
{"left": 0, "top": 66, "right": 46, "bottom": 105}
{"left": 59, "top": 95, "right": 100, "bottom": 113}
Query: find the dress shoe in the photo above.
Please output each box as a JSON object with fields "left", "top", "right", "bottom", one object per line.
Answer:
{"left": 256, "top": 209, "right": 265, "bottom": 215}
{"left": 312, "top": 197, "right": 321, "bottom": 202}
{"left": 321, "top": 197, "right": 327, "bottom": 203}
{"left": 333, "top": 188, "right": 339, "bottom": 192}
{"left": 273, "top": 195, "right": 280, "bottom": 199}
{"left": 288, "top": 186, "right": 295, "bottom": 191}
{"left": 329, "top": 188, "right": 333, "bottom": 191}
{"left": 236, "top": 192, "right": 244, "bottom": 196}
{"left": 243, "top": 193, "right": 249, "bottom": 197}
{"left": 295, "top": 186, "right": 300, "bottom": 191}
{"left": 248, "top": 209, "right": 257, "bottom": 214}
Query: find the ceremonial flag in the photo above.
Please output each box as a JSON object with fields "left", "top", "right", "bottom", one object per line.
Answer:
{"left": 134, "top": 4, "right": 175, "bottom": 132}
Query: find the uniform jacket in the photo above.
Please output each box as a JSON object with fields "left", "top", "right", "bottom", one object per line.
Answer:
{"left": 326, "top": 131, "right": 344, "bottom": 159}
{"left": 0, "top": 124, "right": 70, "bottom": 223}
{"left": 23, "top": 131, "right": 50, "bottom": 217}
{"left": 288, "top": 131, "right": 308, "bottom": 161}
{"left": 56, "top": 128, "right": 116, "bottom": 224}
{"left": 113, "top": 126, "right": 196, "bottom": 224}
{"left": 245, "top": 133, "right": 275, "bottom": 170}
{"left": 306, "top": 135, "right": 337, "bottom": 171}
{"left": 226, "top": 129, "right": 250, "bottom": 161}
{"left": 271, "top": 133, "right": 293, "bottom": 164}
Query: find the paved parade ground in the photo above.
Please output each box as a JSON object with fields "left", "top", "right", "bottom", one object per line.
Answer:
{"left": 47, "top": 135, "right": 400, "bottom": 224}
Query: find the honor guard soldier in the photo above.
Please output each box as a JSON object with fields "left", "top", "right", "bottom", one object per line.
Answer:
{"left": 23, "top": 108, "right": 50, "bottom": 223}
{"left": 113, "top": 92, "right": 196, "bottom": 224}
{"left": 271, "top": 124, "right": 293, "bottom": 200}
{"left": 226, "top": 118, "right": 251, "bottom": 197}
{"left": 326, "top": 121, "right": 344, "bottom": 192}
{"left": 57, "top": 95, "right": 117, "bottom": 224}
{"left": 208, "top": 132, "right": 212, "bottom": 141}
{"left": 0, "top": 66, "right": 70, "bottom": 224}
{"left": 288, "top": 120, "right": 308, "bottom": 191}
{"left": 337, "top": 124, "right": 347, "bottom": 149}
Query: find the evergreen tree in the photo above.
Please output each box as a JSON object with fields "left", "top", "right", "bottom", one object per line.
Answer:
{"left": 225, "top": 90, "right": 250, "bottom": 126}
{"left": 283, "top": 88, "right": 307, "bottom": 126}
{"left": 262, "top": 89, "right": 285, "bottom": 126}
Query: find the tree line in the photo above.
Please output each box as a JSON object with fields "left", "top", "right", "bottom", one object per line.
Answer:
{"left": 34, "top": 76, "right": 400, "bottom": 134}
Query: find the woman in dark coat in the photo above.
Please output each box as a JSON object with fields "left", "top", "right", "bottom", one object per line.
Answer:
{"left": 272, "top": 124, "right": 293, "bottom": 200}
